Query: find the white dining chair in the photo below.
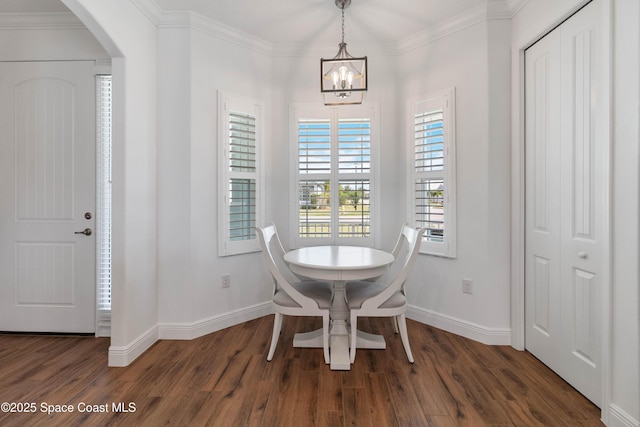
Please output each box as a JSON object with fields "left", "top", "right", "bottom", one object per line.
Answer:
{"left": 345, "top": 224, "right": 426, "bottom": 363}
{"left": 256, "top": 224, "right": 333, "bottom": 364}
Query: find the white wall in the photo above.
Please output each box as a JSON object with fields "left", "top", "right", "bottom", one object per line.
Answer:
{"left": 63, "top": 0, "right": 159, "bottom": 366}
{"left": 611, "top": 1, "right": 640, "bottom": 424}
{"left": 156, "top": 25, "right": 275, "bottom": 336}
{"left": 511, "top": 0, "right": 639, "bottom": 425}
{"left": 399, "top": 18, "right": 513, "bottom": 342}
{"left": 0, "top": 22, "right": 108, "bottom": 61}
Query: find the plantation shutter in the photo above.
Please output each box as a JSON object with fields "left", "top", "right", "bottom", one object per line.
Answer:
{"left": 96, "top": 75, "right": 112, "bottom": 336}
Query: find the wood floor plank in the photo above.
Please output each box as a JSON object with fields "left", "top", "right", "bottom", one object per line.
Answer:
{"left": 343, "top": 387, "right": 374, "bottom": 427}
{"left": 365, "top": 372, "right": 401, "bottom": 427}
{"left": 0, "top": 318, "right": 603, "bottom": 427}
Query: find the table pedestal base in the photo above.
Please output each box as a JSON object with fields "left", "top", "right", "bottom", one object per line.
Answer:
{"left": 293, "top": 328, "right": 386, "bottom": 370}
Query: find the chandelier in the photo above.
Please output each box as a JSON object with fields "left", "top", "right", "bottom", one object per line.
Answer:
{"left": 320, "top": 0, "right": 367, "bottom": 105}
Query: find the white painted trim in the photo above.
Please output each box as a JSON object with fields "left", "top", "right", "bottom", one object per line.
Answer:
{"left": 607, "top": 404, "right": 640, "bottom": 427}
{"left": 158, "top": 302, "right": 272, "bottom": 340}
{"left": 138, "top": 0, "right": 511, "bottom": 58}
{"left": 108, "top": 325, "right": 158, "bottom": 367}
{"left": 507, "top": 0, "right": 530, "bottom": 17}
{"left": 406, "top": 88, "right": 457, "bottom": 258}
{"left": 0, "top": 12, "right": 84, "bottom": 29}
{"left": 407, "top": 305, "right": 511, "bottom": 346}
{"left": 2, "top": 0, "right": 527, "bottom": 57}
{"left": 398, "top": 2, "right": 509, "bottom": 55}
{"left": 217, "top": 92, "right": 265, "bottom": 257}
{"left": 288, "top": 103, "right": 381, "bottom": 249}
{"left": 107, "top": 303, "right": 271, "bottom": 366}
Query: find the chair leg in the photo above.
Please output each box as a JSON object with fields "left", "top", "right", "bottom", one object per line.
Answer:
{"left": 397, "top": 314, "right": 414, "bottom": 363}
{"left": 349, "top": 311, "right": 358, "bottom": 364}
{"left": 267, "top": 313, "right": 283, "bottom": 361}
{"left": 391, "top": 316, "right": 399, "bottom": 334}
{"left": 322, "top": 313, "right": 330, "bottom": 364}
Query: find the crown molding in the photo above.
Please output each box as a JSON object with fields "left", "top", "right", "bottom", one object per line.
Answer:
{"left": 0, "top": 12, "right": 85, "bottom": 30}
{"left": 130, "top": 0, "right": 164, "bottom": 26}
{"left": 163, "top": 10, "right": 273, "bottom": 56}
{"left": 0, "top": 0, "right": 518, "bottom": 58}
{"left": 397, "top": 3, "right": 486, "bottom": 54}
{"left": 506, "top": 0, "right": 530, "bottom": 16}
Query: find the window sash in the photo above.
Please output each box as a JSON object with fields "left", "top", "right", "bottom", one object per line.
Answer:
{"left": 219, "top": 94, "right": 263, "bottom": 256}
{"left": 408, "top": 89, "right": 456, "bottom": 257}
{"left": 293, "top": 106, "right": 377, "bottom": 247}
{"left": 414, "top": 111, "right": 444, "bottom": 173}
{"left": 339, "top": 119, "right": 371, "bottom": 174}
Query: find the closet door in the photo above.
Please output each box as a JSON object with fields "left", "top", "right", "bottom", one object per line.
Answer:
{"left": 525, "top": 0, "right": 604, "bottom": 406}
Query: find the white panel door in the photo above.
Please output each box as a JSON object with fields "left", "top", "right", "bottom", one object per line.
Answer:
{"left": 525, "top": 1, "right": 603, "bottom": 406}
{"left": 0, "top": 61, "right": 96, "bottom": 333}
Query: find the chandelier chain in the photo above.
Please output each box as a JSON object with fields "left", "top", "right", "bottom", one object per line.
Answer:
{"left": 341, "top": 7, "right": 345, "bottom": 44}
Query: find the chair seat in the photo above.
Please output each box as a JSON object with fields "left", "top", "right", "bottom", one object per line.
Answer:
{"left": 346, "top": 281, "right": 406, "bottom": 309}
{"left": 273, "top": 281, "right": 332, "bottom": 309}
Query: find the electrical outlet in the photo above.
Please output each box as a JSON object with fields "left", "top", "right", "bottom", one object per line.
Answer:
{"left": 221, "top": 274, "right": 231, "bottom": 288}
{"left": 462, "top": 278, "right": 473, "bottom": 295}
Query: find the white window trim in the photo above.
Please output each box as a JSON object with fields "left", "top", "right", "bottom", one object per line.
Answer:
{"left": 218, "top": 92, "right": 264, "bottom": 256}
{"left": 407, "top": 88, "right": 457, "bottom": 258}
{"left": 289, "top": 103, "right": 380, "bottom": 249}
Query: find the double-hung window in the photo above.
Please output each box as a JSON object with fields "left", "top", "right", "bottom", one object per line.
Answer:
{"left": 408, "top": 88, "right": 456, "bottom": 257}
{"left": 218, "top": 93, "right": 263, "bottom": 256}
{"left": 292, "top": 105, "right": 378, "bottom": 248}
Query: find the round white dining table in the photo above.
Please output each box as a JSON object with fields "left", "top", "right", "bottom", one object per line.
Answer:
{"left": 284, "top": 245, "right": 395, "bottom": 370}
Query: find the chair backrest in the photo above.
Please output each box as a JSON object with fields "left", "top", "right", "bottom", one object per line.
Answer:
{"left": 361, "top": 224, "right": 426, "bottom": 310}
{"left": 256, "top": 224, "right": 322, "bottom": 310}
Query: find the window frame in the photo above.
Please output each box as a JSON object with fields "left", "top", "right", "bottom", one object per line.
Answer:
{"left": 218, "top": 92, "right": 264, "bottom": 256}
{"left": 407, "top": 88, "right": 457, "bottom": 257}
{"left": 290, "top": 104, "right": 380, "bottom": 249}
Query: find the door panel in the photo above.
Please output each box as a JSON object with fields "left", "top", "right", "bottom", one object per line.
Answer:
{"left": 559, "top": 4, "right": 602, "bottom": 402}
{"left": 525, "top": 28, "right": 562, "bottom": 375}
{"left": 0, "top": 61, "right": 96, "bottom": 333}
{"left": 525, "top": 1, "right": 603, "bottom": 406}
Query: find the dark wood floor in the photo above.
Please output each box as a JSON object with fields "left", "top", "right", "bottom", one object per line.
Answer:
{"left": 0, "top": 316, "right": 602, "bottom": 426}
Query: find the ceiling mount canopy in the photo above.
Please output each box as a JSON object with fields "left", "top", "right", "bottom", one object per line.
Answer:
{"left": 320, "top": 0, "right": 368, "bottom": 106}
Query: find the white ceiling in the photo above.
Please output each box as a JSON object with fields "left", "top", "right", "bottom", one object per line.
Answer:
{"left": 1, "top": 0, "right": 512, "bottom": 45}
{"left": 155, "top": 0, "right": 489, "bottom": 45}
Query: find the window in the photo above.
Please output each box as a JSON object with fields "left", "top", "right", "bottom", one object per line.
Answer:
{"left": 96, "top": 74, "right": 112, "bottom": 336}
{"left": 408, "top": 88, "right": 456, "bottom": 257}
{"left": 218, "top": 93, "right": 264, "bottom": 256}
{"left": 292, "top": 105, "right": 378, "bottom": 247}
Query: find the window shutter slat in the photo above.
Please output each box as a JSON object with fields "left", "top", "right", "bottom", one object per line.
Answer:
{"left": 298, "top": 119, "right": 331, "bottom": 174}
{"left": 414, "top": 110, "right": 444, "bottom": 172}
{"left": 227, "top": 109, "right": 258, "bottom": 243}
{"left": 229, "top": 112, "right": 256, "bottom": 173}
{"left": 96, "top": 75, "right": 112, "bottom": 336}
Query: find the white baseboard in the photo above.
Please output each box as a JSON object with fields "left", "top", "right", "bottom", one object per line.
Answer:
{"left": 108, "top": 325, "right": 158, "bottom": 367}
{"left": 108, "top": 303, "right": 511, "bottom": 366}
{"left": 407, "top": 305, "right": 512, "bottom": 345}
{"left": 106, "top": 303, "right": 272, "bottom": 367}
{"left": 158, "top": 302, "right": 272, "bottom": 340}
{"left": 606, "top": 404, "right": 640, "bottom": 427}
